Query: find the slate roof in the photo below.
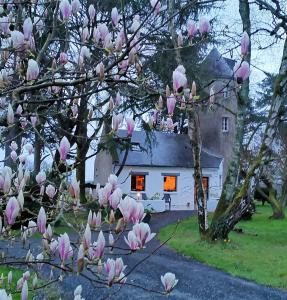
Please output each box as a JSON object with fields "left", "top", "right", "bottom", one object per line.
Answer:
{"left": 200, "top": 48, "right": 235, "bottom": 80}
{"left": 115, "top": 130, "right": 223, "bottom": 169}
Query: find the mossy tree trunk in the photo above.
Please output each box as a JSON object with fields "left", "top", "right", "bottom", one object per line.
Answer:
{"left": 208, "top": 36, "right": 287, "bottom": 240}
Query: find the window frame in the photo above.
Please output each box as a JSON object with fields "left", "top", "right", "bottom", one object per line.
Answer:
{"left": 131, "top": 174, "right": 146, "bottom": 191}
{"left": 222, "top": 116, "right": 229, "bottom": 132}
{"left": 163, "top": 175, "right": 178, "bottom": 192}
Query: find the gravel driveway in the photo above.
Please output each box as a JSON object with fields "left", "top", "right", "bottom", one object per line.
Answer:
{"left": 2, "top": 211, "right": 287, "bottom": 300}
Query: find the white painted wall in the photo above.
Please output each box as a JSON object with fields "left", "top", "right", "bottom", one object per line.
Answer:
{"left": 115, "top": 163, "right": 223, "bottom": 212}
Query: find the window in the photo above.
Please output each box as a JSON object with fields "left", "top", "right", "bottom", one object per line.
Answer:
{"left": 222, "top": 117, "right": 229, "bottom": 132}
{"left": 194, "top": 176, "right": 209, "bottom": 201}
{"left": 223, "top": 87, "right": 229, "bottom": 98}
{"left": 163, "top": 176, "right": 177, "bottom": 192}
{"left": 131, "top": 175, "right": 145, "bottom": 191}
{"left": 203, "top": 177, "right": 209, "bottom": 199}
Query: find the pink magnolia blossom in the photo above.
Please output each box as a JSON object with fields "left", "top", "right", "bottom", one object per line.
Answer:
{"left": 118, "top": 196, "right": 145, "bottom": 224}
{"left": 126, "top": 118, "right": 135, "bottom": 136}
{"left": 58, "top": 233, "right": 73, "bottom": 261}
{"left": 83, "top": 223, "right": 91, "bottom": 249}
{"left": 108, "top": 174, "right": 118, "bottom": 191}
{"left": 11, "top": 31, "right": 25, "bottom": 50}
{"left": 16, "top": 104, "right": 23, "bottom": 115}
{"left": 124, "top": 230, "right": 139, "bottom": 250}
{"left": 5, "top": 197, "right": 20, "bottom": 225}
{"left": 59, "top": 136, "right": 70, "bottom": 161}
{"left": 3, "top": 172, "right": 11, "bottom": 194}
{"left": 23, "top": 17, "right": 33, "bottom": 40}
{"left": 45, "top": 184, "right": 56, "bottom": 198}
{"left": 59, "top": 52, "right": 68, "bottom": 65}
{"left": 114, "top": 92, "right": 121, "bottom": 106}
{"left": 10, "top": 141, "right": 18, "bottom": 151}
{"left": 172, "top": 66, "right": 187, "bottom": 93}
{"left": 161, "top": 272, "right": 178, "bottom": 293}
{"left": 104, "top": 257, "right": 126, "bottom": 284}
{"left": 187, "top": 20, "right": 197, "bottom": 38}
{"left": 88, "top": 210, "right": 101, "bottom": 228}
{"left": 30, "top": 116, "right": 37, "bottom": 127}
{"left": 111, "top": 7, "right": 119, "bottom": 26}
{"left": 28, "top": 220, "right": 37, "bottom": 235}
{"left": 20, "top": 117, "right": 28, "bottom": 129}
{"left": 167, "top": 95, "right": 176, "bottom": 115}
{"left": 109, "top": 233, "right": 114, "bottom": 246}
{"left": 233, "top": 61, "right": 250, "bottom": 83}
{"left": 96, "top": 62, "right": 105, "bottom": 79}
{"left": 60, "top": 0, "right": 72, "bottom": 20}
{"left": 109, "top": 188, "right": 122, "bottom": 210}
{"left": 94, "top": 230, "right": 105, "bottom": 258}
{"left": 10, "top": 150, "right": 17, "bottom": 162}
{"left": 36, "top": 171, "right": 46, "bottom": 185}
{"left": 241, "top": 31, "right": 250, "bottom": 56}
{"left": 26, "top": 59, "right": 39, "bottom": 81}
{"left": 71, "top": 0, "right": 80, "bottom": 15}
{"left": 37, "top": 207, "right": 46, "bottom": 233}
{"left": 81, "top": 27, "right": 90, "bottom": 42}
{"left": 88, "top": 5, "right": 96, "bottom": 21}
{"left": 25, "top": 143, "right": 33, "bottom": 155}
{"left": 8, "top": 271, "right": 12, "bottom": 285}
{"left": 0, "top": 16, "right": 9, "bottom": 34}
{"left": 7, "top": 104, "right": 14, "bottom": 125}
{"left": 132, "top": 222, "right": 155, "bottom": 248}
{"left": 98, "top": 23, "right": 109, "bottom": 40}
{"left": 69, "top": 178, "right": 80, "bottom": 198}
{"left": 21, "top": 280, "right": 28, "bottom": 300}
{"left": 199, "top": 17, "right": 210, "bottom": 36}
{"left": 112, "top": 113, "right": 123, "bottom": 131}
{"left": 98, "top": 183, "right": 112, "bottom": 206}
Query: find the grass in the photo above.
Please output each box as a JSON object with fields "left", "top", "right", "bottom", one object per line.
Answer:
{"left": 0, "top": 266, "right": 34, "bottom": 299}
{"left": 159, "top": 204, "right": 287, "bottom": 289}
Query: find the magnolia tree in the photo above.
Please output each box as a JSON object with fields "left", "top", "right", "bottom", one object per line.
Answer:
{"left": 0, "top": 0, "right": 237, "bottom": 298}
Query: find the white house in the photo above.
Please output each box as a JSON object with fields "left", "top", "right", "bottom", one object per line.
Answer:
{"left": 94, "top": 130, "right": 223, "bottom": 212}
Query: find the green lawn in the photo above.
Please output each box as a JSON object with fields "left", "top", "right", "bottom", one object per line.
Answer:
{"left": 159, "top": 204, "right": 287, "bottom": 289}
{"left": 0, "top": 266, "right": 33, "bottom": 300}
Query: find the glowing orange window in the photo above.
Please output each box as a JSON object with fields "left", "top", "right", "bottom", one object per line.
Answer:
{"left": 163, "top": 176, "right": 177, "bottom": 192}
{"left": 131, "top": 175, "right": 145, "bottom": 191}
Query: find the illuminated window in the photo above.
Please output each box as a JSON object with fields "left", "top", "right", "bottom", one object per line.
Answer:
{"left": 222, "top": 117, "right": 229, "bottom": 132}
{"left": 194, "top": 176, "right": 209, "bottom": 200}
{"left": 131, "top": 175, "right": 145, "bottom": 191}
{"left": 163, "top": 176, "right": 177, "bottom": 192}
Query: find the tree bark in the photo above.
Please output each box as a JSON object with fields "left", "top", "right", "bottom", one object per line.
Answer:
{"left": 208, "top": 36, "right": 287, "bottom": 239}
{"left": 168, "top": 0, "right": 208, "bottom": 236}
{"left": 188, "top": 110, "right": 209, "bottom": 236}
{"left": 212, "top": 0, "right": 251, "bottom": 222}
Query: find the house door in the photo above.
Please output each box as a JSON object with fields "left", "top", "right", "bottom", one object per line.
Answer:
{"left": 194, "top": 177, "right": 209, "bottom": 210}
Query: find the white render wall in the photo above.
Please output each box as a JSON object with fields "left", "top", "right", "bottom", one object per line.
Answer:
{"left": 115, "top": 163, "right": 223, "bottom": 212}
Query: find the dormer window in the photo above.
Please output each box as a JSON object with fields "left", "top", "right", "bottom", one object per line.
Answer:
{"left": 222, "top": 117, "right": 229, "bottom": 132}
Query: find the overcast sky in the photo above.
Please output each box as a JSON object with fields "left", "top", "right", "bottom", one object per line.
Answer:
{"left": 212, "top": 0, "right": 284, "bottom": 92}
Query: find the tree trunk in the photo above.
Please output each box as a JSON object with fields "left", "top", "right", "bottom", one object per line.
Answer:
{"left": 208, "top": 36, "right": 287, "bottom": 239}
{"left": 188, "top": 110, "right": 209, "bottom": 236}
{"left": 168, "top": 0, "right": 208, "bottom": 236}
{"left": 212, "top": 0, "right": 251, "bottom": 221}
